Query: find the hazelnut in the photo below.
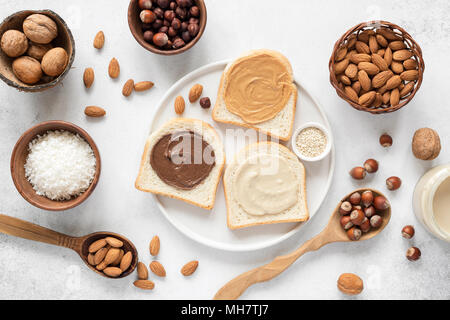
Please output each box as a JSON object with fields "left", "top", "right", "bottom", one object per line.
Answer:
{"left": 12, "top": 56, "right": 42, "bottom": 84}
{"left": 361, "top": 190, "right": 374, "bottom": 207}
{"left": 340, "top": 216, "right": 354, "bottom": 230}
{"left": 350, "top": 209, "right": 365, "bottom": 226}
{"left": 200, "top": 97, "right": 211, "bottom": 109}
{"left": 360, "top": 218, "right": 371, "bottom": 233}
{"left": 0, "top": 30, "right": 28, "bottom": 58}
{"left": 23, "top": 14, "right": 58, "bottom": 44}
{"left": 154, "top": 7, "right": 164, "bottom": 19}
{"left": 349, "top": 192, "right": 361, "bottom": 205}
{"left": 172, "top": 37, "right": 185, "bottom": 49}
{"left": 157, "top": 0, "right": 170, "bottom": 8}
{"left": 143, "top": 30, "right": 154, "bottom": 43}
{"left": 190, "top": 6, "right": 200, "bottom": 17}
{"left": 364, "top": 159, "right": 379, "bottom": 173}
{"left": 152, "top": 19, "right": 163, "bottom": 30}
{"left": 379, "top": 133, "right": 393, "bottom": 147}
{"left": 349, "top": 167, "right": 366, "bottom": 180}
{"left": 370, "top": 215, "right": 382, "bottom": 228}
{"left": 339, "top": 201, "right": 352, "bottom": 215}
{"left": 401, "top": 225, "right": 415, "bottom": 239}
{"left": 172, "top": 18, "right": 181, "bottom": 30}
{"left": 41, "top": 47, "right": 68, "bottom": 77}
{"left": 412, "top": 128, "right": 441, "bottom": 160}
{"left": 386, "top": 176, "right": 402, "bottom": 190}
{"left": 337, "top": 273, "right": 364, "bottom": 295}
{"left": 364, "top": 206, "right": 376, "bottom": 218}
{"left": 181, "top": 30, "right": 191, "bottom": 42}
{"left": 175, "top": 7, "right": 187, "bottom": 19}
{"left": 168, "top": 27, "right": 177, "bottom": 37}
{"left": 188, "top": 23, "right": 200, "bottom": 37}
{"left": 373, "top": 196, "right": 390, "bottom": 210}
{"left": 27, "top": 42, "right": 53, "bottom": 61}
{"left": 138, "top": 0, "right": 153, "bottom": 9}
{"left": 164, "top": 10, "right": 176, "bottom": 22}
{"left": 347, "top": 227, "right": 362, "bottom": 241}
{"left": 406, "top": 247, "right": 421, "bottom": 261}
{"left": 153, "top": 32, "right": 168, "bottom": 47}
{"left": 140, "top": 10, "right": 156, "bottom": 24}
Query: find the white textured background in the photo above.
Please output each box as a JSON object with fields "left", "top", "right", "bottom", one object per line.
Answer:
{"left": 0, "top": 0, "right": 449, "bottom": 300}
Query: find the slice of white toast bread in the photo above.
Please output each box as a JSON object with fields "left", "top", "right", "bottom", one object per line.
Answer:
{"left": 224, "top": 141, "right": 309, "bottom": 229}
{"left": 135, "top": 118, "right": 225, "bottom": 210}
{"left": 212, "top": 49, "right": 298, "bottom": 141}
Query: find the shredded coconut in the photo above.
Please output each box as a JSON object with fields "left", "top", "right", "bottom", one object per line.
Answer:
{"left": 24, "top": 130, "right": 96, "bottom": 201}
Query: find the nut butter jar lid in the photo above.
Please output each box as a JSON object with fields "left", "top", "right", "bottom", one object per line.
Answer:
{"left": 291, "top": 122, "right": 332, "bottom": 162}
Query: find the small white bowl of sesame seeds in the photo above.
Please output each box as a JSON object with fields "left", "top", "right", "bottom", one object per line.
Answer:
{"left": 291, "top": 122, "right": 332, "bottom": 162}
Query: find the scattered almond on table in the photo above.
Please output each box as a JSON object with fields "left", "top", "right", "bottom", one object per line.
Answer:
{"left": 189, "top": 84, "right": 203, "bottom": 102}
{"left": 108, "top": 57, "right": 120, "bottom": 79}
{"left": 150, "top": 261, "right": 166, "bottom": 277}
{"left": 149, "top": 235, "right": 160, "bottom": 256}
{"left": 83, "top": 67, "right": 94, "bottom": 88}
{"left": 93, "top": 31, "right": 105, "bottom": 49}
{"left": 181, "top": 260, "right": 199, "bottom": 276}
{"left": 134, "top": 81, "right": 154, "bottom": 92}
{"left": 84, "top": 106, "right": 106, "bottom": 117}
{"left": 122, "top": 79, "right": 134, "bottom": 97}
{"left": 174, "top": 96, "right": 185, "bottom": 115}
{"left": 137, "top": 262, "right": 149, "bottom": 280}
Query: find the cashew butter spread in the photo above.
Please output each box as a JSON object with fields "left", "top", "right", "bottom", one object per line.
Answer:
{"left": 150, "top": 131, "right": 215, "bottom": 190}
{"left": 224, "top": 53, "right": 294, "bottom": 124}
{"left": 232, "top": 154, "right": 299, "bottom": 215}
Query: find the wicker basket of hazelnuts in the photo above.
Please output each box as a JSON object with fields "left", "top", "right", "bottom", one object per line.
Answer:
{"left": 329, "top": 21, "right": 425, "bottom": 114}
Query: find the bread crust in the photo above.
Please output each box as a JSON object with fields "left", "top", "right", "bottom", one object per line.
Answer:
{"left": 224, "top": 141, "right": 309, "bottom": 229}
{"left": 135, "top": 118, "right": 226, "bottom": 210}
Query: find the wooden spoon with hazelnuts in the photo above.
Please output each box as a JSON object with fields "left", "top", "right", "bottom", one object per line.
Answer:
{"left": 214, "top": 188, "right": 391, "bottom": 300}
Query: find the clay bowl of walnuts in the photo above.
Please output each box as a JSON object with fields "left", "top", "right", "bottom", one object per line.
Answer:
{"left": 0, "top": 10, "right": 75, "bottom": 92}
{"left": 329, "top": 21, "right": 424, "bottom": 114}
{"left": 128, "top": 0, "right": 207, "bottom": 55}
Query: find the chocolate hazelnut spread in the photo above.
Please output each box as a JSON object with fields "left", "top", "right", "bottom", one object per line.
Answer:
{"left": 150, "top": 131, "right": 215, "bottom": 190}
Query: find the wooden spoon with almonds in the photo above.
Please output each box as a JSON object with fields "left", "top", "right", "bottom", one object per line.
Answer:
{"left": 0, "top": 214, "right": 137, "bottom": 279}
{"left": 213, "top": 188, "right": 391, "bottom": 300}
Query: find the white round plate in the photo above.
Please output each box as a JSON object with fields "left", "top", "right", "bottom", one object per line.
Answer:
{"left": 149, "top": 60, "right": 335, "bottom": 252}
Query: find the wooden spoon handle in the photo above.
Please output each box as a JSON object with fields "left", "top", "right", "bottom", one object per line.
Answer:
{"left": 0, "top": 214, "right": 81, "bottom": 251}
{"left": 214, "top": 231, "right": 330, "bottom": 300}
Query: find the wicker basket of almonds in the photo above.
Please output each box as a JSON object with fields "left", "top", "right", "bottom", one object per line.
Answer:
{"left": 329, "top": 21, "right": 424, "bottom": 114}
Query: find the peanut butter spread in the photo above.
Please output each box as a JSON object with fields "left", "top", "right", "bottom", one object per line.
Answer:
{"left": 224, "top": 53, "right": 294, "bottom": 124}
{"left": 150, "top": 131, "right": 215, "bottom": 190}
{"left": 233, "top": 154, "right": 299, "bottom": 215}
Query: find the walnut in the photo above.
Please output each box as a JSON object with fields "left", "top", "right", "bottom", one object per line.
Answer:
{"left": 23, "top": 14, "right": 58, "bottom": 44}
{"left": 0, "top": 30, "right": 28, "bottom": 57}
{"left": 412, "top": 128, "right": 441, "bottom": 160}
{"left": 12, "top": 56, "right": 42, "bottom": 84}
{"left": 41, "top": 47, "right": 68, "bottom": 77}
{"left": 27, "top": 42, "right": 53, "bottom": 61}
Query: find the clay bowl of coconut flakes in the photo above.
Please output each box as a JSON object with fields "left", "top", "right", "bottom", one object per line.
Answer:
{"left": 11, "top": 121, "right": 101, "bottom": 211}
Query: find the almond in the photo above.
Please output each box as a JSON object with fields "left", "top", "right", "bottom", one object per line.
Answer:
{"left": 391, "top": 61, "right": 404, "bottom": 74}
{"left": 134, "top": 81, "right": 154, "bottom": 92}
{"left": 368, "top": 36, "right": 378, "bottom": 53}
{"left": 181, "top": 260, "right": 198, "bottom": 276}
{"left": 150, "top": 261, "right": 166, "bottom": 277}
{"left": 137, "top": 262, "right": 149, "bottom": 280}
{"left": 344, "top": 86, "right": 358, "bottom": 103}
{"left": 88, "top": 239, "right": 107, "bottom": 253}
{"left": 104, "top": 248, "right": 121, "bottom": 266}
{"left": 372, "top": 70, "right": 393, "bottom": 88}
{"left": 85, "top": 106, "right": 106, "bottom": 117}
{"left": 376, "top": 34, "right": 388, "bottom": 47}
{"left": 93, "top": 31, "right": 105, "bottom": 49}
{"left": 83, "top": 68, "right": 94, "bottom": 88}
{"left": 87, "top": 253, "right": 96, "bottom": 266}
{"left": 335, "top": 46, "right": 347, "bottom": 62}
{"left": 358, "top": 91, "right": 376, "bottom": 107}
{"left": 403, "top": 59, "right": 418, "bottom": 70}
{"left": 338, "top": 75, "right": 351, "bottom": 86}
{"left": 122, "top": 79, "right": 134, "bottom": 97}
{"left": 344, "top": 64, "right": 358, "bottom": 79}
{"left": 337, "top": 273, "right": 364, "bottom": 295}
{"left": 400, "top": 70, "right": 419, "bottom": 81}
{"left": 111, "top": 249, "right": 124, "bottom": 266}
{"left": 400, "top": 82, "right": 415, "bottom": 98}
{"left": 133, "top": 280, "right": 155, "bottom": 290}
{"left": 108, "top": 58, "right": 120, "bottom": 78}
{"left": 189, "top": 84, "right": 203, "bottom": 102}
{"left": 103, "top": 267, "right": 122, "bottom": 278}
{"left": 120, "top": 251, "right": 133, "bottom": 272}
{"left": 376, "top": 28, "right": 402, "bottom": 41}
{"left": 357, "top": 31, "right": 371, "bottom": 43}
{"left": 345, "top": 49, "right": 356, "bottom": 60}
{"left": 385, "top": 75, "right": 402, "bottom": 90}
{"left": 347, "top": 35, "right": 357, "bottom": 49}
{"left": 174, "top": 96, "right": 185, "bottom": 115}
{"left": 377, "top": 49, "right": 385, "bottom": 57}
{"left": 389, "top": 40, "right": 406, "bottom": 51}
{"left": 334, "top": 58, "right": 349, "bottom": 74}
{"left": 373, "top": 92, "right": 383, "bottom": 108}
{"left": 94, "top": 247, "right": 109, "bottom": 265}
{"left": 96, "top": 261, "right": 108, "bottom": 271}
{"left": 355, "top": 41, "right": 370, "bottom": 54}
{"left": 105, "top": 237, "right": 123, "bottom": 248}
{"left": 390, "top": 88, "right": 400, "bottom": 106}
{"left": 358, "top": 70, "right": 371, "bottom": 91}
{"left": 358, "top": 62, "right": 379, "bottom": 75}
{"left": 384, "top": 47, "right": 393, "bottom": 66}
{"left": 352, "top": 81, "right": 361, "bottom": 95}
{"left": 371, "top": 53, "right": 388, "bottom": 71}
{"left": 350, "top": 53, "right": 371, "bottom": 64}
{"left": 393, "top": 49, "right": 413, "bottom": 61}
{"left": 382, "top": 91, "right": 391, "bottom": 104}
{"left": 149, "top": 236, "right": 160, "bottom": 256}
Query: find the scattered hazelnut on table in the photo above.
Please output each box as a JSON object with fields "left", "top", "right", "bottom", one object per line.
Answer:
{"left": 349, "top": 167, "right": 366, "bottom": 180}
{"left": 379, "top": 133, "right": 393, "bottom": 147}
{"left": 0, "top": 30, "right": 29, "bottom": 57}
{"left": 364, "top": 159, "right": 379, "bottom": 173}
{"left": 386, "top": 176, "right": 402, "bottom": 190}
{"left": 402, "top": 225, "right": 415, "bottom": 239}
{"left": 406, "top": 247, "right": 421, "bottom": 261}
{"left": 200, "top": 97, "right": 211, "bottom": 109}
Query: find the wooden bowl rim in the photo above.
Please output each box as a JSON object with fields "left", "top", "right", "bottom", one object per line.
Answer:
{"left": 127, "top": 0, "right": 207, "bottom": 55}
{"left": 0, "top": 9, "right": 76, "bottom": 92}
{"left": 329, "top": 20, "right": 425, "bottom": 114}
{"left": 10, "top": 120, "right": 101, "bottom": 211}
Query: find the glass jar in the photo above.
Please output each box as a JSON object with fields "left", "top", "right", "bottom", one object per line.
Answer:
{"left": 413, "top": 163, "right": 450, "bottom": 242}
